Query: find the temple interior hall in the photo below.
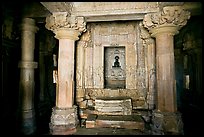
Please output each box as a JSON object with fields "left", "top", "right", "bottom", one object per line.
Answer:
{"left": 1, "top": 2, "right": 202, "bottom": 135}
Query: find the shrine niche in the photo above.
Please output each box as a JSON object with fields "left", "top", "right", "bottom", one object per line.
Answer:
{"left": 76, "top": 21, "right": 155, "bottom": 110}
{"left": 104, "top": 47, "right": 126, "bottom": 89}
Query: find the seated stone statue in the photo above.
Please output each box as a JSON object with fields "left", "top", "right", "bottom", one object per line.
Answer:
{"left": 113, "top": 56, "right": 120, "bottom": 67}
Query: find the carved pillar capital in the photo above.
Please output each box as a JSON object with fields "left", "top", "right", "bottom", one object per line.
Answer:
{"left": 143, "top": 6, "right": 190, "bottom": 37}
{"left": 45, "top": 12, "right": 86, "bottom": 40}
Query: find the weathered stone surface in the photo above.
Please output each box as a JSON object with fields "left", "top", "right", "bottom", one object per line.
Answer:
{"left": 50, "top": 125, "right": 77, "bottom": 135}
{"left": 72, "top": 2, "right": 159, "bottom": 21}
{"left": 74, "top": 21, "right": 151, "bottom": 110}
{"left": 95, "top": 115, "right": 145, "bottom": 130}
{"left": 49, "top": 106, "right": 79, "bottom": 135}
{"left": 143, "top": 6, "right": 191, "bottom": 113}
{"left": 83, "top": 88, "right": 148, "bottom": 109}
{"left": 79, "top": 100, "right": 87, "bottom": 108}
{"left": 143, "top": 6, "right": 190, "bottom": 31}
{"left": 45, "top": 12, "right": 86, "bottom": 39}
{"left": 86, "top": 114, "right": 97, "bottom": 128}
{"left": 18, "top": 18, "right": 38, "bottom": 135}
{"left": 151, "top": 111, "right": 183, "bottom": 135}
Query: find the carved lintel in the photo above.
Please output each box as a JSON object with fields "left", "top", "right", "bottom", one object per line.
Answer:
{"left": 110, "top": 43, "right": 119, "bottom": 47}
{"left": 143, "top": 6, "right": 190, "bottom": 36}
{"left": 45, "top": 12, "right": 86, "bottom": 40}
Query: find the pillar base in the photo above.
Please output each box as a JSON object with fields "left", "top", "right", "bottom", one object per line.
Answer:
{"left": 49, "top": 105, "right": 79, "bottom": 135}
{"left": 19, "top": 109, "right": 36, "bottom": 135}
{"left": 150, "top": 110, "right": 183, "bottom": 135}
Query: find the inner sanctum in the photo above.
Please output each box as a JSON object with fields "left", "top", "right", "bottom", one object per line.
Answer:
{"left": 2, "top": 2, "right": 202, "bottom": 135}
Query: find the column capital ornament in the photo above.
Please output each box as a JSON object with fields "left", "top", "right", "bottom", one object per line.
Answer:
{"left": 143, "top": 6, "right": 190, "bottom": 36}
{"left": 45, "top": 12, "right": 86, "bottom": 40}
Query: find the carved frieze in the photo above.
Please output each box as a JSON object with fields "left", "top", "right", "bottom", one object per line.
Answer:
{"left": 143, "top": 6, "right": 190, "bottom": 31}
{"left": 72, "top": 2, "right": 159, "bottom": 16}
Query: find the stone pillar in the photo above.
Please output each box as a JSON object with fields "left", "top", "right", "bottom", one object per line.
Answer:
{"left": 139, "top": 22, "right": 156, "bottom": 110}
{"left": 45, "top": 12, "right": 86, "bottom": 135}
{"left": 18, "top": 18, "right": 38, "bottom": 135}
{"left": 143, "top": 6, "right": 190, "bottom": 134}
{"left": 76, "top": 31, "right": 89, "bottom": 108}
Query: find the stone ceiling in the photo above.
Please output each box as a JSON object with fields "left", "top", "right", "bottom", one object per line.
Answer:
{"left": 5, "top": 2, "right": 200, "bottom": 23}
{"left": 40, "top": 2, "right": 201, "bottom": 22}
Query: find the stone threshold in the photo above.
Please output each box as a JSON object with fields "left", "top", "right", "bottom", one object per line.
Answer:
{"left": 86, "top": 114, "right": 145, "bottom": 130}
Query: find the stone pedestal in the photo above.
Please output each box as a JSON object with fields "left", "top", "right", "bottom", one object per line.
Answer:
{"left": 49, "top": 106, "right": 79, "bottom": 135}
{"left": 45, "top": 12, "right": 86, "bottom": 135}
{"left": 151, "top": 111, "right": 183, "bottom": 135}
{"left": 18, "top": 18, "right": 38, "bottom": 135}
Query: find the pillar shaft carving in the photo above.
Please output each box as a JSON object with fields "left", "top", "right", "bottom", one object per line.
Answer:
{"left": 139, "top": 22, "right": 156, "bottom": 110}
{"left": 143, "top": 6, "right": 190, "bottom": 34}
{"left": 45, "top": 12, "right": 86, "bottom": 40}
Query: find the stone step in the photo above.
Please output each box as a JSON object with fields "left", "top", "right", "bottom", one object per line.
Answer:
{"left": 86, "top": 114, "right": 145, "bottom": 130}
{"left": 86, "top": 114, "right": 97, "bottom": 128}
{"left": 95, "top": 97, "right": 132, "bottom": 115}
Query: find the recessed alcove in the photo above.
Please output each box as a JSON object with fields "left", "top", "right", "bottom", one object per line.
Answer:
{"left": 104, "top": 47, "right": 126, "bottom": 89}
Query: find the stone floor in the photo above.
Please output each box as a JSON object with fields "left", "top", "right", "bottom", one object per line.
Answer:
{"left": 42, "top": 126, "right": 150, "bottom": 135}
{"left": 73, "top": 126, "right": 151, "bottom": 135}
